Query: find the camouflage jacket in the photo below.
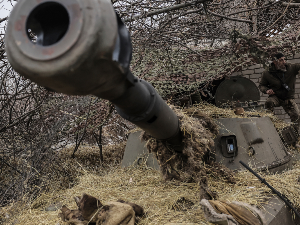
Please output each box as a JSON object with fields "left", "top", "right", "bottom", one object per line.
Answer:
{"left": 259, "top": 63, "right": 300, "bottom": 100}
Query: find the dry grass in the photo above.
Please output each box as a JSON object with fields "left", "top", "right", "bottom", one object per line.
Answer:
{"left": 1, "top": 158, "right": 300, "bottom": 225}
{"left": 1, "top": 103, "right": 300, "bottom": 225}
{"left": 1, "top": 163, "right": 207, "bottom": 225}
{"left": 183, "top": 102, "right": 289, "bottom": 130}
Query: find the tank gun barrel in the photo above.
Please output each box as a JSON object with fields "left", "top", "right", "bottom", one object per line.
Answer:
{"left": 5, "top": 0, "right": 183, "bottom": 151}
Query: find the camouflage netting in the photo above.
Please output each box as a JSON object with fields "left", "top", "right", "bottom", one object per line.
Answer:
{"left": 142, "top": 105, "right": 236, "bottom": 185}
{"left": 129, "top": 18, "right": 300, "bottom": 103}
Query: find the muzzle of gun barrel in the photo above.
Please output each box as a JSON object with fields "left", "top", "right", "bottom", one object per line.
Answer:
{"left": 5, "top": 0, "right": 132, "bottom": 100}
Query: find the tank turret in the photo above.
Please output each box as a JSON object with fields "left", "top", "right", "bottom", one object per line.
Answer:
{"left": 210, "top": 77, "right": 293, "bottom": 173}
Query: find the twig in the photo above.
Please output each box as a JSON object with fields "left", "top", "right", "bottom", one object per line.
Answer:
{"left": 124, "top": 0, "right": 208, "bottom": 22}
{"left": 88, "top": 206, "right": 103, "bottom": 224}
{"left": 0, "top": 104, "right": 42, "bottom": 133}
{"left": 171, "top": 9, "right": 202, "bottom": 20}
{"left": 226, "top": 0, "right": 282, "bottom": 17}
{"left": 259, "top": 0, "right": 293, "bottom": 35}
{"left": 0, "top": 17, "right": 8, "bottom": 24}
{"left": 0, "top": 157, "right": 23, "bottom": 175}
{"left": 207, "top": 10, "right": 254, "bottom": 24}
{"left": 75, "top": 161, "right": 88, "bottom": 174}
{"left": 72, "top": 97, "right": 93, "bottom": 157}
{"left": 282, "top": 2, "right": 300, "bottom": 7}
{"left": 0, "top": 180, "right": 18, "bottom": 205}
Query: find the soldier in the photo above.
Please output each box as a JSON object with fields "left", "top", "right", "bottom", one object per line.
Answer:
{"left": 259, "top": 53, "right": 300, "bottom": 134}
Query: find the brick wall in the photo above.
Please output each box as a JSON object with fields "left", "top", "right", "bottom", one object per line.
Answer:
{"left": 230, "top": 54, "right": 300, "bottom": 123}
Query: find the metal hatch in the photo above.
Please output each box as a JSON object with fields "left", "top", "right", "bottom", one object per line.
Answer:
{"left": 214, "top": 117, "right": 291, "bottom": 173}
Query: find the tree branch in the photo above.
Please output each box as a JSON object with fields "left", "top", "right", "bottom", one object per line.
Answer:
{"left": 0, "top": 104, "right": 42, "bottom": 133}
{"left": 207, "top": 10, "right": 254, "bottom": 24}
{"left": 124, "top": 0, "right": 208, "bottom": 22}
{"left": 0, "top": 157, "right": 23, "bottom": 175}
{"left": 282, "top": 2, "right": 300, "bottom": 7}
{"left": 226, "top": 0, "right": 282, "bottom": 17}
{"left": 171, "top": 9, "right": 203, "bottom": 20}
{"left": 72, "top": 98, "right": 93, "bottom": 157}
{"left": 259, "top": 0, "right": 293, "bottom": 34}
{"left": 0, "top": 17, "right": 8, "bottom": 24}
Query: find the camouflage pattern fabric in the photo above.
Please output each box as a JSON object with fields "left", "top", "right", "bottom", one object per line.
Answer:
{"left": 265, "top": 95, "right": 300, "bottom": 133}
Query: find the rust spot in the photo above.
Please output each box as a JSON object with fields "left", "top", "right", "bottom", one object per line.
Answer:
{"left": 14, "top": 16, "right": 26, "bottom": 31}
{"left": 42, "top": 48, "right": 54, "bottom": 55}
{"left": 14, "top": 20, "right": 22, "bottom": 31}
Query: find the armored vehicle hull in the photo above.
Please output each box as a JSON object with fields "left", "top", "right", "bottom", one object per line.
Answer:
{"left": 215, "top": 117, "right": 291, "bottom": 173}
{"left": 122, "top": 117, "right": 292, "bottom": 173}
